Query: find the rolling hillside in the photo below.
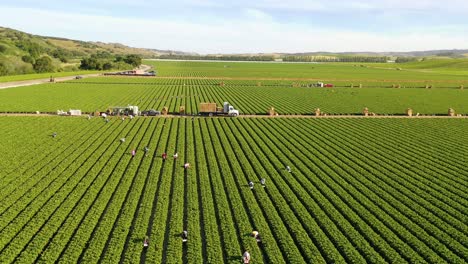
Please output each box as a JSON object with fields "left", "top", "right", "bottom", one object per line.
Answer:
{"left": 0, "top": 27, "right": 188, "bottom": 76}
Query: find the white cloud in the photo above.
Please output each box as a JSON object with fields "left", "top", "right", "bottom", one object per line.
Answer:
{"left": 1, "top": 6, "right": 467, "bottom": 54}
{"left": 244, "top": 8, "right": 272, "bottom": 21}
{"left": 174, "top": 0, "right": 468, "bottom": 13}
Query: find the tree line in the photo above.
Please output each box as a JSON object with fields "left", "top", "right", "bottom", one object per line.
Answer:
{"left": 282, "top": 55, "right": 390, "bottom": 63}
{"left": 159, "top": 55, "right": 275, "bottom": 61}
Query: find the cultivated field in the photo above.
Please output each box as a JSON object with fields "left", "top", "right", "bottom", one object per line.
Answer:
{"left": 147, "top": 60, "right": 468, "bottom": 80}
{"left": 0, "top": 60, "right": 467, "bottom": 264}
{"left": 0, "top": 77, "right": 467, "bottom": 115}
{"left": 0, "top": 117, "right": 467, "bottom": 263}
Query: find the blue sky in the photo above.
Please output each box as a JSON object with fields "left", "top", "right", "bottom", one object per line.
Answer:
{"left": 1, "top": 0, "right": 468, "bottom": 54}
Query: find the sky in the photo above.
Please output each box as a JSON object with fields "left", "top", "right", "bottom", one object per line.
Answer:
{"left": 1, "top": 0, "right": 468, "bottom": 54}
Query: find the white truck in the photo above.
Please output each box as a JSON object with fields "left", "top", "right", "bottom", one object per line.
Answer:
{"left": 199, "top": 102, "right": 239, "bottom": 117}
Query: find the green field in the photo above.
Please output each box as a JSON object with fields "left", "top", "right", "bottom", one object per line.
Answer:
{"left": 0, "top": 77, "right": 467, "bottom": 115}
{"left": 147, "top": 60, "right": 468, "bottom": 80}
{"left": 0, "top": 116, "right": 467, "bottom": 263}
{"left": 1, "top": 60, "right": 467, "bottom": 264}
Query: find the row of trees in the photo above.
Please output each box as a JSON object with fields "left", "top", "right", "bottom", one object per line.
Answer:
{"left": 159, "top": 54, "right": 395, "bottom": 63}
{"left": 79, "top": 52, "right": 142, "bottom": 70}
{"left": 395, "top": 57, "right": 418, "bottom": 63}
{"left": 159, "top": 55, "right": 275, "bottom": 61}
{"left": 282, "top": 55, "right": 390, "bottom": 63}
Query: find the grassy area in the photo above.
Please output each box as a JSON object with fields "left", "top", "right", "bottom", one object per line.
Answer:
{"left": 363, "top": 59, "right": 468, "bottom": 76}
{"left": 0, "top": 70, "right": 102, "bottom": 83}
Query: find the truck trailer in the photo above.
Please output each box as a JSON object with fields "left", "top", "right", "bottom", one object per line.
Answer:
{"left": 199, "top": 102, "right": 239, "bottom": 117}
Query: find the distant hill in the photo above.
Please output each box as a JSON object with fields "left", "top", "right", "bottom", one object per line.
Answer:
{"left": 207, "top": 49, "right": 468, "bottom": 58}
{"left": 278, "top": 50, "right": 468, "bottom": 58}
{"left": 0, "top": 27, "right": 190, "bottom": 75}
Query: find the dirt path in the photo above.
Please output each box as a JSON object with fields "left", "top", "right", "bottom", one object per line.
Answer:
{"left": 0, "top": 113, "right": 465, "bottom": 119}
{"left": 0, "top": 64, "right": 153, "bottom": 90}
{"left": 0, "top": 74, "right": 103, "bottom": 90}
{"left": 152, "top": 76, "right": 468, "bottom": 84}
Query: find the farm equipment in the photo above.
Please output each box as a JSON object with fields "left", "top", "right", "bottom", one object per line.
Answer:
{"left": 313, "top": 82, "right": 333, "bottom": 88}
{"left": 104, "top": 70, "right": 156, "bottom": 77}
{"left": 141, "top": 109, "right": 161, "bottom": 116}
{"left": 108, "top": 105, "right": 139, "bottom": 116}
{"left": 57, "top": 109, "right": 82, "bottom": 116}
{"left": 199, "top": 102, "right": 239, "bottom": 117}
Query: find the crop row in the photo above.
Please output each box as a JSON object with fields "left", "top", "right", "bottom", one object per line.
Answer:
{"left": 0, "top": 117, "right": 466, "bottom": 263}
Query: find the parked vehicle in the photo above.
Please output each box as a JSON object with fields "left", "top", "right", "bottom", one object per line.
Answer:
{"left": 199, "top": 102, "right": 239, "bottom": 117}
{"left": 142, "top": 109, "right": 161, "bottom": 116}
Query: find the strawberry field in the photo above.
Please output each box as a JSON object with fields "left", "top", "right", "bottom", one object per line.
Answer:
{"left": 0, "top": 116, "right": 467, "bottom": 263}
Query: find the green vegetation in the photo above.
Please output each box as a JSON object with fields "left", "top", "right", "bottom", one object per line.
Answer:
{"left": 0, "top": 27, "right": 152, "bottom": 76}
{"left": 0, "top": 77, "right": 467, "bottom": 114}
{"left": 159, "top": 54, "right": 275, "bottom": 61}
{"left": 0, "top": 60, "right": 467, "bottom": 263}
{"left": 146, "top": 60, "right": 468, "bottom": 80}
{"left": 0, "top": 116, "right": 466, "bottom": 263}
{"left": 282, "top": 55, "right": 389, "bottom": 63}
{"left": 79, "top": 52, "right": 142, "bottom": 70}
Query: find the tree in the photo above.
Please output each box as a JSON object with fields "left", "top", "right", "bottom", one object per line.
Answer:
{"left": 22, "top": 55, "right": 35, "bottom": 64}
{"left": 124, "top": 54, "right": 142, "bottom": 67}
{"left": 80, "top": 57, "right": 102, "bottom": 70}
{"left": 0, "top": 61, "right": 10, "bottom": 75}
{"left": 0, "top": 44, "right": 7, "bottom": 53}
{"left": 33, "top": 56, "right": 55, "bottom": 73}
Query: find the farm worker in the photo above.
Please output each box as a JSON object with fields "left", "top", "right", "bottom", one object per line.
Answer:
{"left": 131, "top": 149, "right": 136, "bottom": 158}
{"left": 184, "top": 163, "right": 190, "bottom": 169}
{"left": 182, "top": 230, "right": 188, "bottom": 240}
{"left": 286, "top": 166, "right": 291, "bottom": 173}
{"left": 173, "top": 152, "right": 178, "bottom": 159}
{"left": 256, "top": 233, "right": 262, "bottom": 242}
{"left": 249, "top": 181, "right": 254, "bottom": 189}
{"left": 52, "top": 132, "right": 57, "bottom": 138}
{"left": 105, "top": 118, "right": 109, "bottom": 123}
{"left": 129, "top": 115, "right": 134, "bottom": 120}
{"left": 87, "top": 115, "right": 91, "bottom": 120}
{"left": 251, "top": 231, "right": 258, "bottom": 238}
{"left": 242, "top": 250, "right": 250, "bottom": 264}
{"left": 144, "top": 146, "right": 149, "bottom": 156}
{"left": 162, "top": 152, "right": 167, "bottom": 161}
{"left": 120, "top": 138, "right": 125, "bottom": 143}
{"left": 143, "top": 236, "right": 149, "bottom": 247}
{"left": 261, "top": 178, "right": 266, "bottom": 186}
{"left": 122, "top": 117, "right": 125, "bottom": 121}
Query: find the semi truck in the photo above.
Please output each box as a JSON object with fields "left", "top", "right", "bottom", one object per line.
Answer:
{"left": 199, "top": 102, "right": 239, "bottom": 117}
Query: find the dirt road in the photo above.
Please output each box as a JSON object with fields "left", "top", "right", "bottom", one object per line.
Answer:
{"left": 0, "top": 113, "right": 465, "bottom": 119}
{"left": 0, "top": 74, "right": 102, "bottom": 90}
{"left": 0, "top": 64, "right": 152, "bottom": 90}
